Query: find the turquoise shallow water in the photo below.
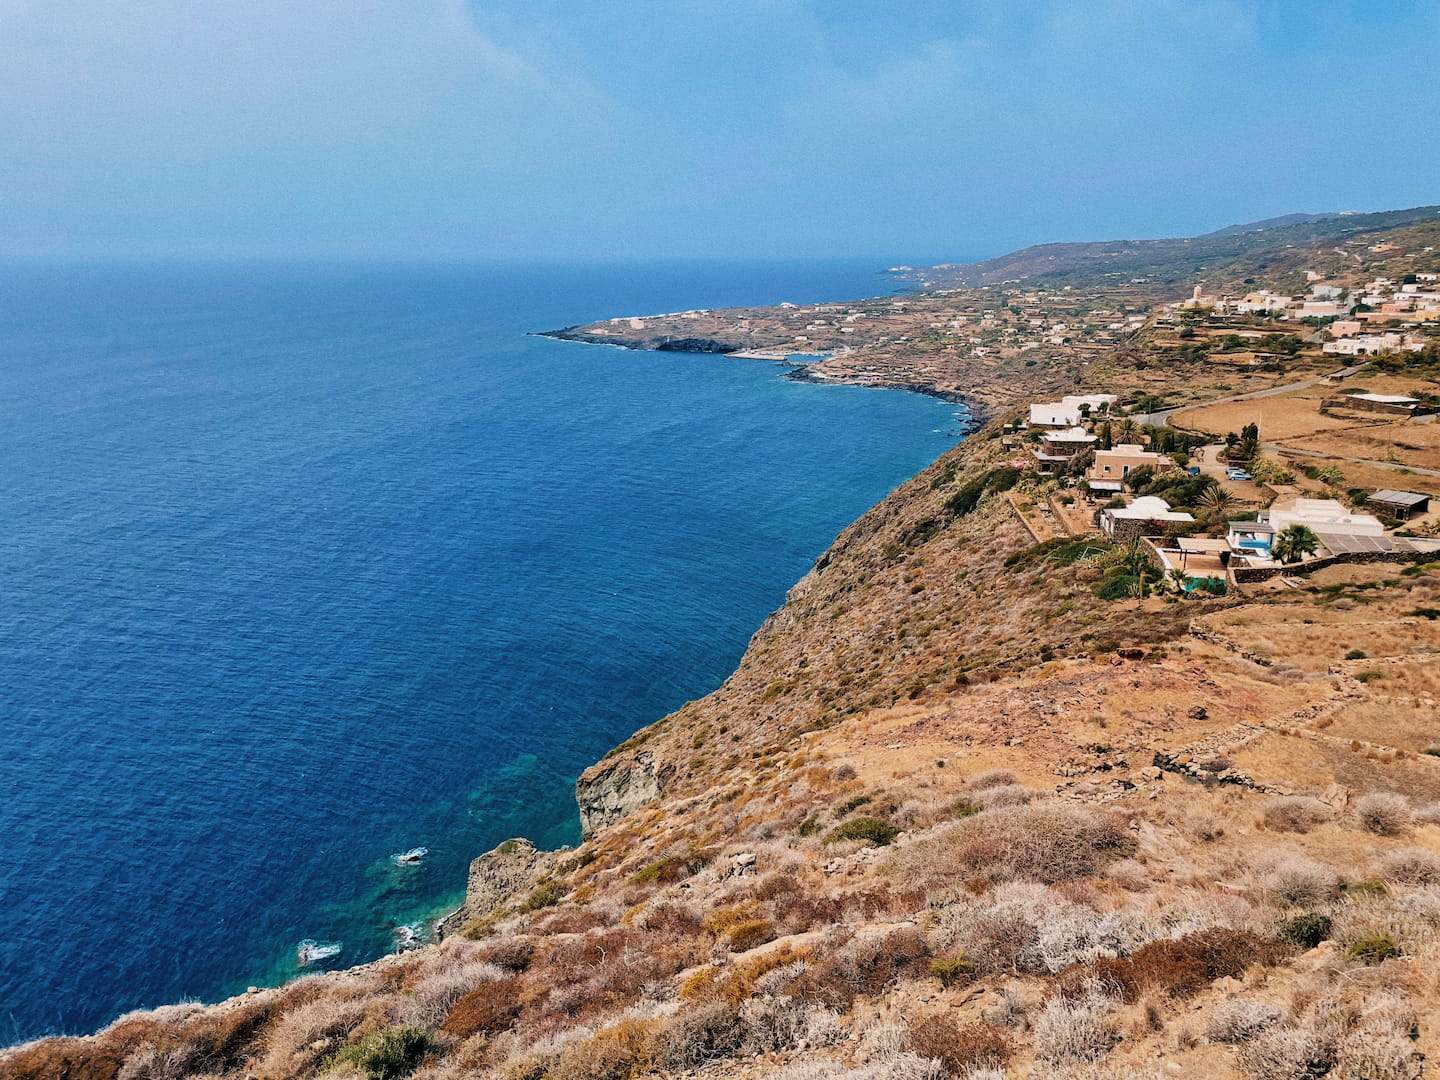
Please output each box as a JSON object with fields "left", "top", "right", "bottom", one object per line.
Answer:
{"left": 0, "top": 259, "right": 963, "bottom": 1041}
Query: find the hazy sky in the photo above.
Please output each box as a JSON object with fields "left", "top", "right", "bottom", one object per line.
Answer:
{"left": 1, "top": 0, "right": 1436, "bottom": 260}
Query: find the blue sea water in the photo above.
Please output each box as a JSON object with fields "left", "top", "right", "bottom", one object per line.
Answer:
{"left": 0, "top": 259, "right": 962, "bottom": 1042}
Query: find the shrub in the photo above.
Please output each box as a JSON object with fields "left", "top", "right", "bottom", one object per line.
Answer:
{"left": 838, "top": 794, "right": 873, "bottom": 814}
{"left": 1346, "top": 935, "right": 1401, "bottom": 964}
{"left": 971, "top": 784, "right": 1033, "bottom": 809}
{"left": 966, "top": 769, "right": 1018, "bottom": 792}
{"left": 825, "top": 817, "right": 900, "bottom": 847}
{"left": 328, "top": 1027, "right": 433, "bottom": 1080}
{"left": 797, "top": 816, "right": 821, "bottom": 838}
{"left": 548, "top": 1018, "right": 659, "bottom": 1080}
{"left": 660, "top": 1003, "right": 743, "bottom": 1069}
{"left": 1345, "top": 649, "right": 1367, "bottom": 660}
{"left": 521, "top": 880, "right": 568, "bottom": 911}
{"left": 1380, "top": 847, "right": 1440, "bottom": 885}
{"left": 258, "top": 996, "right": 371, "bottom": 1076}
{"left": 1207, "top": 999, "right": 1285, "bottom": 1044}
{"left": 1261, "top": 797, "right": 1333, "bottom": 834}
{"left": 1033, "top": 990, "right": 1117, "bottom": 1067}
{"left": 1240, "top": 1024, "right": 1339, "bottom": 1080}
{"left": 1264, "top": 857, "right": 1341, "bottom": 908}
{"left": 903, "top": 804, "right": 1136, "bottom": 885}
{"left": 928, "top": 954, "right": 974, "bottom": 988}
{"left": 1358, "top": 793, "right": 1412, "bottom": 836}
{"left": 441, "top": 978, "right": 522, "bottom": 1038}
{"left": 1278, "top": 913, "right": 1333, "bottom": 949}
{"left": 905, "top": 1015, "right": 1010, "bottom": 1075}
{"left": 1054, "top": 929, "right": 1277, "bottom": 1003}
{"left": 725, "top": 918, "right": 776, "bottom": 953}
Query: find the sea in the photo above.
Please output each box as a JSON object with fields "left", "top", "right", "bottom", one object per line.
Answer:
{"left": 0, "top": 258, "right": 964, "bottom": 1042}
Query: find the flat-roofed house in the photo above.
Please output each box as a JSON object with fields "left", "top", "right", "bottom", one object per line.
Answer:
{"left": 1031, "top": 426, "right": 1097, "bottom": 474}
{"left": 1099, "top": 496, "right": 1194, "bottom": 541}
{"left": 1029, "top": 401, "right": 1083, "bottom": 428}
{"left": 1086, "top": 444, "right": 1176, "bottom": 492}
{"left": 1366, "top": 489, "right": 1432, "bottom": 520}
{"left": 1266, "top": 498, "right": 1385, "bottom": 537}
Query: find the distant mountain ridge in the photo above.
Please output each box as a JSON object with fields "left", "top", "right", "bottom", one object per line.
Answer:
{"left": 904, "top": 203, "right": 1440, "bottom": 290}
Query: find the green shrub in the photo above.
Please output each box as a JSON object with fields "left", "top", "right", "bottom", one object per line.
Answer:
{"left": 1344, "top": 649, "right": 1367, "bottom": 660}
{"left": 329, "top": 1027, "right": 433, "bottom": 1080}
{"left": 837, "top": 794, "right": 873, "bottom": 815}
{"left": 1095, "top": 574, "right": 1139, "bottom": 601}
{"left": 521, "top": 880, "right": 568, "bottom": 911}
{"left": 825, "top": 817, "right": 900, "bottom": 846}
{"left": 929, "top": 954, "right": 974, "bottom": 987}
{"left": 1278, "top": 913, "right": 1332, "bottom": 949}
{"left": 1411, "top": 608, "right": 1440, "bottom": 621}
{"left": 1345, "top": 934, "right": 1401, "bottom": 964}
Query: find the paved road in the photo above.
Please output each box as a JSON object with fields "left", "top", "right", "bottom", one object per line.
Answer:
{"left": 1134, "top": 364, "right": 1368, "bottom": 427}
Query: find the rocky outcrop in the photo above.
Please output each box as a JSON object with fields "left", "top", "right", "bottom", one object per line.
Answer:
{"left": 575, "top": 749, "right": 672, "bottom": 837}
{"left": 436, "top": 838, "right": 552, "bottom": 938}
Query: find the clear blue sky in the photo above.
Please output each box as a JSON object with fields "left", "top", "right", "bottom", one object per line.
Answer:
{"left": 2, "top": 0, "right": 1436, "bottom": 261}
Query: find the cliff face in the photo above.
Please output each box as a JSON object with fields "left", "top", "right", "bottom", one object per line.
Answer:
{"left": 10, "top": 419, "right": 1440, "bottom": 1080}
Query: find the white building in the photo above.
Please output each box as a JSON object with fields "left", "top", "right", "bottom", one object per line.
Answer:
{"left": 1099, "top": 496, "right": 1195, "bottom": 538}
{"left": 1323, "top": 333, "right": 1424, "bottom": 356}
{"left": 1265, "top": 498, "right": 1384, "bottom": 537}
{"left": 1029, "top": 402, "right": 1083, "bottom": 427}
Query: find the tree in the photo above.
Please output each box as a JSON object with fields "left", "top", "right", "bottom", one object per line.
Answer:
{"left": 1198, "top": 483, "right": 1237, "bottom": 518}
{"left": 1098, "top": 421, "right": 1114, "bottom": 451}
{"left": 1237, "top": 422, "right": 1260, "bottom": 462}
{"left": 1168, "top": 567, "right": 1190, "bottom": 594}
{"left": 1272, "top": 524, "right": 1320, "bottom": 564}
{"left": 1115, "top": 418, "right": 1143, "bottom": 445}
{"left": 1313, "top": 465, "right": 1345, "bottom": 487}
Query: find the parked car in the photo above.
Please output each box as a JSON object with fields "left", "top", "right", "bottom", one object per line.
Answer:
{"left": 1226, "top": 468, "right": 1252, "bottom": 481}
{"left": 1188, "top": 465, "right": 1202, "bottom": 476}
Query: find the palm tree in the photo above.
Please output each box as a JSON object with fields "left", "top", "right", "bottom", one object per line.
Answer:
{"left": 1198, "top": 482, "right": 1237, "bottom": 518}
{"left": 1115, "top": 418, "right": 1144, "bottom": 445}
{"left": 1168, "top": 567, "right": 1190, "bottom": 594}
{"left": 1272, "top": 524, "right": 1320, "bottom": 564}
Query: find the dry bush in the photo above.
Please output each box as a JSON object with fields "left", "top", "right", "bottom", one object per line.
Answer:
{"left": 1106, "top": 860, "right": 1152, "bottom": 892}
{"left": 400, "top": 961, "right": 506, "bottom": 1028}
{"left": 1333, "top": 888, "right": 1440, "bottom": 957}
{"left": 965, "top": 770, "right": 1018, "bottom": 792}
{"left": 1331, "top": 994, "right": 1422, "bottom": 1080}
{"left": 479, "top": 937, "right": 535, "bottom": 973}
{"left": 0, "top": 1039, "right": 127, "bottom": 1080}
{"left": 791, "top": 928, "right": 930, "bottom": 1009}
{"left": 1206, "top": 999, "right": 1286, "bottom": 1044}
{"left": 658, "top": 1002, "right": 743, "bottom": 1070}
{"left": 545, "top": 1018, "right": 659, "bottom": 1080}
{"left": 1412, "top": 802, "right": 1440, "bottom": 826}
{"left": 1264, "top": 857, "right": 1341, "bottom": 908}
{"left": 1054, "top": 929, "right": 1279, "bottom": 1003}
{"left": 439, "top": 978, "right": 522, "bottom": 1040}
{"left": 258, "top": 996, "right": 371, "bottom": 1078}
{"left": 938, "top": 881, "right": 1155, "bottom": 976}
{"left": 970, "top": 784, "right": 1033, "bottom": 809}
{"left": 1184, "top": 810, "right": 1226, "bottom": 842}
{"left": 904, "top": 1015, "right": 1009, "bottom": 1076}
{"left": 1358, "top": 793, "right": 1413, "bottom": 836}
{"left": 1261, "top": 797, "right": 1334, "bottom": 834}
{"left": 1033, "top": 989, "right": 1117, "bottom": 1067}
{"left": 1380, "top": 848, "right": 1440, "bottom": 885}
{"left": 739, "top": 996, "right": 842, "bottom": 1055}
{"left": 1239, "top": 1016, "right": 1343, "bottom": 1080}
{"left": 898, "top": 804, "right": 1136, "bottom": 887}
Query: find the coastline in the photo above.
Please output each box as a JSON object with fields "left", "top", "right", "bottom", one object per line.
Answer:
{"left": 536, "top": 326, "right": 986, "bottom": 421}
